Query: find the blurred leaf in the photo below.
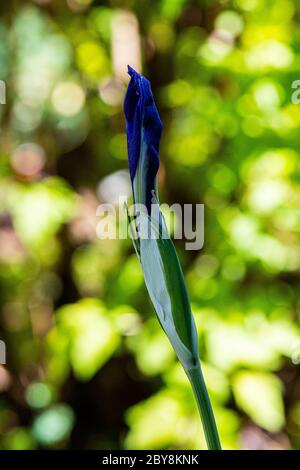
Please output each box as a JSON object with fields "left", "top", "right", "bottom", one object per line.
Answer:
{"left": 2, "top": 427, "right": 36, "bottom": 450}
{"left": 56, "top": 299, "right": 120, "bottom": 381}
{"left": 8, "top": 177, "right": 76, "bottom": 249}
{"left": 32, "top": 404, "right": 74, "bottom": 446}
{"left": 232, "top": 371, "right": 285, "bottom": 432}
{"left": 127, "top": 317, "right": 175, "bottom": 376}
{"left": 205, "top": 313, "right": 300, "bottom": 372}
{"left": 125, "top": 389, "right": 204, "bottom": 450}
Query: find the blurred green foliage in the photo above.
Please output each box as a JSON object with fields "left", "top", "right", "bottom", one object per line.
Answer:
{"left": 0, "top": 0, "right": 300, "bottom": 450}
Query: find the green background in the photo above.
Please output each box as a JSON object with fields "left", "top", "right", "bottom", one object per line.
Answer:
{"left": 0, "top": 0, "right": 300, "bottom": 450}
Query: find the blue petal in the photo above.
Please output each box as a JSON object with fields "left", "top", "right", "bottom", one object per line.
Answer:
{"left": 124, "top": 66, "right": 162, "bottom": 211}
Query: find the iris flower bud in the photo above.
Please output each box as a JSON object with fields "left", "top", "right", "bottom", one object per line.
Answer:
{"left": 124, "top": 66, "right": 221, "bottom": 450}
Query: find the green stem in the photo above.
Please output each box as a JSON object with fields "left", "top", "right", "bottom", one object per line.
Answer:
{"left": 186, "top": 362, "right": 222, "bottom": 450}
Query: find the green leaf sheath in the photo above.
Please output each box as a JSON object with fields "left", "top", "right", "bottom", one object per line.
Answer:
{"left": 186, "top": 363, "right": 222, "bottom": 450}
{"left": 137, "top": 215, "right": 222, "bottom": 449}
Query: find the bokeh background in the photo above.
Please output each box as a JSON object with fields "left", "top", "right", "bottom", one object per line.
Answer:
{"left": 0, "top": 0, "right": 300, "bottom": 450}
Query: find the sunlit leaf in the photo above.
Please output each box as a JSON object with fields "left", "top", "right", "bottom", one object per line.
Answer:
{"left": 232, "top": 371, "right": 285, "bottom": 432}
